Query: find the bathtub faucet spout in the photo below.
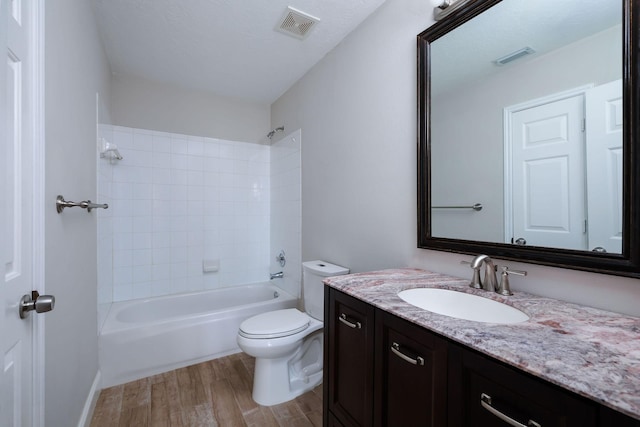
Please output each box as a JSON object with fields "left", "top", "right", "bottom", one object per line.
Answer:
{"left": 270, "top": 271, "right": 284, "bottom": 280}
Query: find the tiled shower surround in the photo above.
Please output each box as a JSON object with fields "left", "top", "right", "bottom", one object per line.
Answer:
{"left": 97, "top": 126, "right": 301, "bottom": 317}
{"left": 270, "top": 129, "right": 303, "bottom": 299}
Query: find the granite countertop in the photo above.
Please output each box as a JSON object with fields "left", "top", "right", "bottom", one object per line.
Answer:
{"left": 323, "top": 268, "right": 640, "bottom": 421}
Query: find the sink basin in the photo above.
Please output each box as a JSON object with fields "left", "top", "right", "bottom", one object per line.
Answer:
{"left": 397, "top": 288, "right": 529, "bottom": 324}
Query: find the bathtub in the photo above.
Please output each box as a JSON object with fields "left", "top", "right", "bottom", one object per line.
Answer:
{"left": 99, "top": 282, "right": 297, "bottom": 387}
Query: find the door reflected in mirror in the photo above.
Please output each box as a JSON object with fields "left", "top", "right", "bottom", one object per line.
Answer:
{"left": 428, "top": 0, "right": 622, "bottom": 253}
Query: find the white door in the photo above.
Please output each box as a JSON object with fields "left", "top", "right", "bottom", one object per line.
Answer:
{"left": 2, "top": 0, "right": 45, "bottom": 425}
{"left": 508, "top": 94, "right": 587, "bottom": 250}
{"left": 585, "top": 80, "right": 623, "bottom": 254}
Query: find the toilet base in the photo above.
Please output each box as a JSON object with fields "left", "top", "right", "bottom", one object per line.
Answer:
{"left": 252, "top": 331, "right": 323, "bottom": 406}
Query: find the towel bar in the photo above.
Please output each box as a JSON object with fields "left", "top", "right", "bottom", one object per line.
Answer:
{"left": 56, "top": 195, "right": 108, "bottom": 213}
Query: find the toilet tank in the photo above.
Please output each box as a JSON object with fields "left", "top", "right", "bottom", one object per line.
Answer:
{"left": 302, "top": 260, "right": 349, "bottom": 321}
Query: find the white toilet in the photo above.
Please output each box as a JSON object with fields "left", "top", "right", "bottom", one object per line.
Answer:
{"left": 237, "top": 260, "right": 349, "bottom": 406}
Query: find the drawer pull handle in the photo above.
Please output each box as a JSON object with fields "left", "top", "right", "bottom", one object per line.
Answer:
{"left": 391, "top": 342, "right": 425, "bottom": 366}
{"left": 338, "top": 313, "right": 361, "bottom": 329}
{"left": 480, "top": 393, "right": 541, "bottom": 427}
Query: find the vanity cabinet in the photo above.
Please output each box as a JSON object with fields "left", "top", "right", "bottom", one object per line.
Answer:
{"left": 324, "top": 288, "right": 447, "bottom": 427}
{"left": 447, "top": 343, "right": 597, "bottom": 427}
{"left": 325, "top": 287, "right": 375, "bottom": 427}
{"left": 324, "top": 287, "right": 640, "bottom": 427}
{"left": 599, "top": 407, "right": 640, "bottom": 427}
{"left": 374, "top": 310, "right": 448, "bottom": 427}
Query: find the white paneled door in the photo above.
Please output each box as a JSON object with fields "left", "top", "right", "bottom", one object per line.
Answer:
{"left": 1, "top": 0, "right": 44, "bottom": 426}
{"left": 585, "top": 80, "right": 623, "bottom": 254}
{"left": 508, "top": 94, "right": 587, "bottom": 250}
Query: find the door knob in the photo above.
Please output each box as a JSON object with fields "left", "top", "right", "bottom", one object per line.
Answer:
{"left": 514, "top": 238, "right": 527, "bottom": 246}
{"left": 19, "top": 290, "right": 55, "bottom": 319}
{"left": 592, "top": 246, "right": 607, "bottom": 253}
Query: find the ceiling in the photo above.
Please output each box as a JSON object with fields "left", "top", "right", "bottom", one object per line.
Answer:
{"left": 430, "top": 0, "right": 621, "bottom": 97}
{"left": 92, "top": 0, "right": 387, "bottom": 104}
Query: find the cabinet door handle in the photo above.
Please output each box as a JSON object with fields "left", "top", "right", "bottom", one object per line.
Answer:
{"left": 480, "top": 393, "right": 541, "bottom": 427}
{"left": 391, "top": 342, "right": 425, "bottom": 366}
{"left": 338, "top": 313, "right": 362, "bottom": 329}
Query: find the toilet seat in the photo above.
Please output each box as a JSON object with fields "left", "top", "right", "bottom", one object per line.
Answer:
{"left": 239, "top": 308, "right": 311, "bottom": 339}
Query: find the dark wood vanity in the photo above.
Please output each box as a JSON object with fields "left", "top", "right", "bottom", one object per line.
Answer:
{"left": 323, "top": 286, "right": 640, "bottom": 427}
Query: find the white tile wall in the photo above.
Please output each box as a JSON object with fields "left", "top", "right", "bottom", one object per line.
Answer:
{"left": 97, "top": 123, "right": 115, "bottom": 330}
{"left": 270, "top": 129, "right": 302, "bottom": 298}
{"left": 98, "top": 126, "right": 273, "bottom": 302}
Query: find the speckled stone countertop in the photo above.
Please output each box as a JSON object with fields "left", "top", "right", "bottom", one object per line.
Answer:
{"left": 323, "top": 268, "right": 640, "bottom": 421}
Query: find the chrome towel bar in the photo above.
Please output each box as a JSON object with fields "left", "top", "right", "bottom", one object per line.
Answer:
{"left": 432, "top": 203, "right": 483, "bottom": 211}
{"left": 56, "top": 195, "right": 108, "bottom": 213}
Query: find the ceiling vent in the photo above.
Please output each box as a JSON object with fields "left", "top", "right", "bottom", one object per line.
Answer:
{"left": 276, "top": 6, "right": 320, "bottom": 40}
{"left": 494, "top": 47, "right": 536, "bottom": 66}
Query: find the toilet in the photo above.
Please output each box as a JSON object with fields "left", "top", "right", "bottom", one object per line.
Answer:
{"left": 237, "top": 260, "right": 349, "bottom": 406}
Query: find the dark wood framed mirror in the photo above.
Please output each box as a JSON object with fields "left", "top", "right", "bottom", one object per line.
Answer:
{"left": 418, "top": 0, "right": 640, "bottom": 278}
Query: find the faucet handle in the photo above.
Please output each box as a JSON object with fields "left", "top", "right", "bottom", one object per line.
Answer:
{"left": 505, "top": 267, "right": 527, "bottom": 277}
{"left": 497, "top": 267, "right": 527, "bottom": 296}
{"left": 462, "top": 259, "right": 482, "bottom": 288}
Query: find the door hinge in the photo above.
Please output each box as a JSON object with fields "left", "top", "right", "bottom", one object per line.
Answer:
{"left": 582, "top": 118, "right": 586, "bottom": 132}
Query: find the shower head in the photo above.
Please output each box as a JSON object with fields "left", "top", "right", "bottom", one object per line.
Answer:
{"left": 99, "top": 138, "right": 124, "bottom": 160}
{"left": 267, "top": 126, "right": 285, "bottom": 139}
{"left": 111, "top": 149, "right": 124, "bottom": 160}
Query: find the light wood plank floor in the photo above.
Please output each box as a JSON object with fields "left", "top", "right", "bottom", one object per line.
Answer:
{"left": 90, "top": 352, "right": 322, "bottom": 427}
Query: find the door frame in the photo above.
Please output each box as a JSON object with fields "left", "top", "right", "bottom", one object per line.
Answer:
{"left": 502, "top": 84, "right": 593, "bottom": 245}
{"left": 30, "top": 0, "right": 46, "bottom": 425}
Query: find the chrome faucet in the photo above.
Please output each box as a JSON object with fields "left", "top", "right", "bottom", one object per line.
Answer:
{"left": 497, "top": 266, "right": 527, "bottom": 296}
{"left": 270, "top": 271, "right": 284, "bottom": 280}
{"left": 469, "top": 254, "right": 498, "bottom": 292}
{"left": 465, "top": 255, "right": 527, "bottom": 295}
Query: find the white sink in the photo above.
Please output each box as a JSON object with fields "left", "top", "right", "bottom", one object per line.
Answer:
{"left": 397, "top": 288, "right": 529, "bottom": 324}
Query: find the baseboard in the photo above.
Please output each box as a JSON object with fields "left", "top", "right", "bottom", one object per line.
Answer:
{"left": 77, "top": 370, "right": 101, "bottom": 427}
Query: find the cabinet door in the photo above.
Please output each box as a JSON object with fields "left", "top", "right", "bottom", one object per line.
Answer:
{"left": 325, "top": 288, "right": 375, "bottom": 427}
{"left": 326, "top": 412, "right": 347, "bottom": 427}
{"left": 374, "top": 312, "right": 448, "bottom": 427}
{"left": 448, "top": 344, "right": 597, "bottom": 427}
{"left": 599, "top": 406, "right": 640, "bottom": 427}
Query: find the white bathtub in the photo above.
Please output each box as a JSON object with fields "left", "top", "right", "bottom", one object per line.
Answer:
{"left": 99, "top": 282, "right": 297, "bottom": 387}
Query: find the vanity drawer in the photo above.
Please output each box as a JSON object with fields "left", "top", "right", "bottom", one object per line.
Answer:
{"left": 449, "top": 344, "right": 597, "bottom": 427}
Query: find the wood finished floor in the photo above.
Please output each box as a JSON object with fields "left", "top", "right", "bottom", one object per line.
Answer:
{"left": 90, "top": 352, "right": 322, "bottom": 427}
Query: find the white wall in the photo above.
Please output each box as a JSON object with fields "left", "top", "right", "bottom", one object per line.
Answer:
{"left": 272, "top": 0, "right": 426, "bottom": 276}
{"left": 271, "top": 0, "right": 640, "bottom": 317}
{"left": 45, "top": 1, "right": 112, "bottom": 425}
{"left": 431, "top": 26, "right": 621, "bottom": 242}
{"left": 111, "top": 74, "right": 271, "bottom": 143}
{"left": 98, "top": 126, "right": 271, "bottom": 304}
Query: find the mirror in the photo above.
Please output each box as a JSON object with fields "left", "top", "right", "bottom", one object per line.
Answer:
{"left": 418, "top": 0, "right": 640, "bottom": 277}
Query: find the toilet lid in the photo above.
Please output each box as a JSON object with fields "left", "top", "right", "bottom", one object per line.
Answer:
{"left": 239, "top": 308, "right": 310, "bottom": 339}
